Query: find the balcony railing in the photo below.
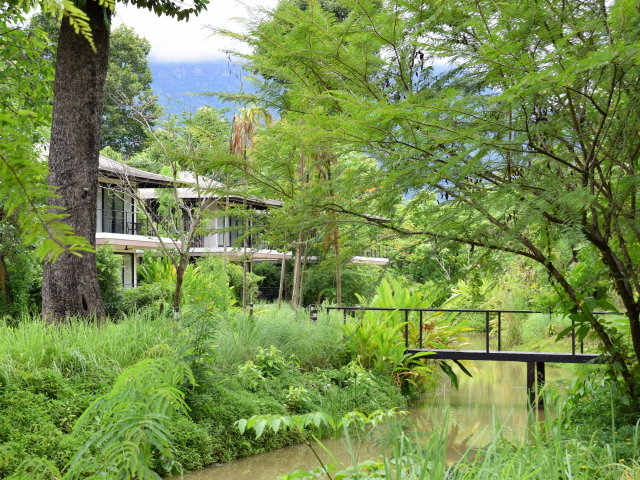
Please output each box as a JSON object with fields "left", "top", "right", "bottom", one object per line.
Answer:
{"left": 97, "top": 209, "right": 152, "bottom": 236}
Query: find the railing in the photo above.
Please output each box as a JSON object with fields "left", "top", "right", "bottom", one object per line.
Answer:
{"left": 97, "top": 208, "right": 152, "bottom": 236}
{"left": 191, "top": 234, "right": 205, "bottom": 248}
{"left": 359, "top": 245, "right": 390, "bottom": 258}
{"left": 325, "top": 306, "right": 618, "bottom": 356}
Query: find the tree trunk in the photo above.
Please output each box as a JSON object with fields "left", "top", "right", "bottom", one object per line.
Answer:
{"left": 0, "top": 254, "right": 9, "bottom": 306}
{"left": 278, "top": 253, "right": 286, "bottom": 307}
{"left": 334, "top": 227, "right": 342, "bottom": 306}
{"left": 42, "top": 2, "right": 110, "bottom": 321}
{"left": 291, "top": 238, "right": 303, "bottom": 307}
{"left": 172, "top": 254, "right": 187, "bottom": 314}
{"left": 242, "top": 212, "right": 248, "bottom": 309}
{"left": 299, "top": 242, "right": 308, "bottom": 307}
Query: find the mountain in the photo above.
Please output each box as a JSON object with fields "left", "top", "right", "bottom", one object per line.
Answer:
{"left": 150, "top": 60, "right": 255, "bottom": 118}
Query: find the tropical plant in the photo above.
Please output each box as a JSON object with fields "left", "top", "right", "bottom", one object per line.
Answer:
{"left": 347, "top": 277, "right": 472, "bottom": 388}
{"left": 95, "top": 244, "right": 123, "bottom": 316}
{"left": 66, "top": 357, "right": 195, "bottom": 479}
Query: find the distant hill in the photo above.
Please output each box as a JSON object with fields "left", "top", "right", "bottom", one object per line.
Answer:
{"left": 151, "top": 60, "right": 254, "bottom": 118}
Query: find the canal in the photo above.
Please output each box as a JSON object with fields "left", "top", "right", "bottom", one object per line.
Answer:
{"left": 179, "top": 337, "right": 570, "bottom": 480}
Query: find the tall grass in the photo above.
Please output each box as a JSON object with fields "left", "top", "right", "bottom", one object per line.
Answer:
{"left": 0, "top": 311, "right": 177, "bottom": 381}
{"left": 215, "top": 305, "right": 347, "bottom": 372}
{"left": 276, "top": 403, "right": 640, "bottom": 480}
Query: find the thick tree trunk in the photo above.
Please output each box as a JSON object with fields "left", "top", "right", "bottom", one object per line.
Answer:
{"left": 42, "top": 2, "right": 110, "bottom": 321}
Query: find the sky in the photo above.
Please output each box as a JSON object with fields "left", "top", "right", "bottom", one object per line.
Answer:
{"left": 113, "top": 0, "right": 279, "bottom": 63}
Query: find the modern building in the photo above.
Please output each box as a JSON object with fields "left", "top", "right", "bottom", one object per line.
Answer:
{"left": 97, "top": 156, "right": 389, "bottom": 288}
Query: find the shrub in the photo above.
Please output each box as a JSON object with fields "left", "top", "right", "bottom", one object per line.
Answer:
{"left": 0, "top": 220, "right": 41, "bottom": 320}
{"left": 122, "top": 281, "right": 173, "bottom": 315}
{"left": 226, "top": 261, "right": 262, "bottom": 305}
{"left": 95, "top": 244, "right": 124, "bottom": 317}
{"left": 303, "top": 263, "right": 382, "bottom": 306}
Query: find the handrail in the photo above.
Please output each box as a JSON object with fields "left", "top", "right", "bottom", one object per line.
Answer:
{"left": 325, "top": 305, "right": 619, "bottom": 356}
{"left": 326, "top": 306, "right": 615, "bottom": 315}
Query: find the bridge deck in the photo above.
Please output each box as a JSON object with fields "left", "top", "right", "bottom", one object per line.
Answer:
{"left": 407, "top": 348, "right": 604, "bottom": 364}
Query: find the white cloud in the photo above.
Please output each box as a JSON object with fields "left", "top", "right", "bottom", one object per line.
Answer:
{"left": 113, "top": 0, "right": 278, "bottom": 63}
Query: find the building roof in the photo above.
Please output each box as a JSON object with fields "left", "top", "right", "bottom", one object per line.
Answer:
{"left": 99, "top": 156, "right": 284, "bottom": 208}
{"left": 98, "top": 156, "right": 177, "bottom": 188}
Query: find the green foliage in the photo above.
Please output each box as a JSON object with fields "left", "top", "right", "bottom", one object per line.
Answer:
{"left": 274, "top": 410, "right": 640, "bottom": 480}
{"left": 226, "top": 261, "right": 262, "bottom": 304}
{"left": 237, "top": 360, "right": 265, "bottom": 391}
{"left": 95, "top": 244, "right": 123, "bottom": 317}
{"left": 0, "top": 313, "right": 176, "bottom": 381}
{"left": 66, "top": 358, "right": 195, "bottom": 479}
{"left": 122, "top": 281, "right": 174, "bottom": 316}
{"left": 136, "top": 253, "right": 236, "bottom": 314}
{"left": 347, "top": 278, "right": 471, "bottom": 389}
{"left": 101, "top": 25, "right": 161, "bottom": 155}
{"left": 214, "top": 307, "right": 347, "bottom": 372}
{"left": 254, "top": 345, "right": 295, "bottom": 377}
{"left": 0, "top": 220, "right": 41, "bottom": 319}
{"left": 0, "top": 305, "right": 410, "bottom": 478}
{"left": 0, "top": 7, "right": 92, "bottom": 264}
{"left": 0, "top": 370, "right": 95, "bottom": 479}
{"left": 303, "top": 263, "right": 381, "bottom": 305}
{"left": 228, "top": 0, "right": 640, "bottom": 399}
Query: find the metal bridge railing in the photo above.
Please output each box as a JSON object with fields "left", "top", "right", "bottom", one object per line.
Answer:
{"left": 325, "top": 306, "right": 618, "bottom": 356}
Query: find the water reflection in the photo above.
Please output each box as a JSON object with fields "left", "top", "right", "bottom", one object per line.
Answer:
{"left": 178, "top": 338, "right": 570, "bottom": 480}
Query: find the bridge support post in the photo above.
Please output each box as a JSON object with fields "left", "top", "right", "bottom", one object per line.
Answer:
{"left": 527, "top": 362, "right": 546, "bottom": 409}
{"left": 536, "top": 362, "right": 545, "bottom": 408}
{"left": 527, "top": 362, "right": 535, "bottom": 406}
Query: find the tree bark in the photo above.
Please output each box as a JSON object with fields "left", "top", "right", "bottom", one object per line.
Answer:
{"left": 334, "top": 227, "right": 342, "bottom": 306}
{"left": 278, "top": 252, "right": 286, "bottom": 307}
{"left": 42, "top": 2, "right": 110, "bottom": 321}
{"left": 291, "top": 237, "right": 303, "bottom": 307}
{"left": 172, "top": 254, "right": 187, "bottom": 314}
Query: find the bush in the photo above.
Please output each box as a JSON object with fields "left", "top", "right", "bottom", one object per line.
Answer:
{"left": 95, "top": 244, "right": 124, "bottom": 317}
{"left": 0, "top": 370, "right": 95, "bottom": 478}
{"left": 226, "top": 261, "right": 262, "bottom": 305}
{"left": 303, "top": 263, "right": 382, "bottom": 306}
{"left": 0, "top": 220, "right": 41, "bottom": 320}
{"left": 122, "top": 281, "right": 173, "bottom": 315}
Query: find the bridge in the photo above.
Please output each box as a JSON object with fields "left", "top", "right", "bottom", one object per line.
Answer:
{"left": 322, "top": 306, "right": 612, "bottom": 407}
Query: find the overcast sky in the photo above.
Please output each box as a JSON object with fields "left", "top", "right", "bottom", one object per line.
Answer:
{"left": 113, "top": 0, "right": 279, "bottom": 63}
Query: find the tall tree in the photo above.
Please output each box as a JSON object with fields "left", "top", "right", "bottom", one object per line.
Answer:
{"left": 30, "top": 16, "right": 162, "bottom": 156}
{"left": 0, "top": 3, "right": 92, "bottom": 265}
{"left": 229, "top": 0, "right": 640, "bottom": 402}
{"left": 230, "top": 106, "right": 272, "bottom": 309}
{"left": 42, "top": 0, "right": 208, "bottom": 321}
{"left": 101, "top": 25, "right": 161, "bottom": 156}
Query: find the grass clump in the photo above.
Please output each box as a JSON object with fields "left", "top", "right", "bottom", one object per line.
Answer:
{"left": 0, "top": 311, "right": 176, "bottom": 380}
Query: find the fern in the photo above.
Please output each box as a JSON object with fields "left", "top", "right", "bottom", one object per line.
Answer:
{"left": 65, "top": 357, "right": 195, "bottom": 479}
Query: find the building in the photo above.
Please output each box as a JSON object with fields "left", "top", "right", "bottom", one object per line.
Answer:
{"left": 97, "top": 156, "right": 389, "bottom": 288}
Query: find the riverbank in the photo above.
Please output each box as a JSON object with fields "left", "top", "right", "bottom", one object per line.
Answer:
{"left": 180, "top": 339, "right": 640, "bottom": 480}
{"left": 0, "top": 306, "right": 420, "bottom": 479}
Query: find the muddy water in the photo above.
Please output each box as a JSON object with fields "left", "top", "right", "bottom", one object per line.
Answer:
{"left": 179, "top": 337, "right": 571, "bottom": 480}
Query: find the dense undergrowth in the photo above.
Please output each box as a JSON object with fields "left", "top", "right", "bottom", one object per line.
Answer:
{"left": 0, "top": 305, "right": 412, "bottom": 479}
